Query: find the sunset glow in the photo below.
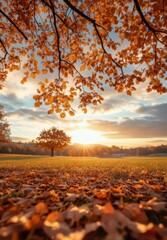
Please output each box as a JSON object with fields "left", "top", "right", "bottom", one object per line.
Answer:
{"left": 71, "top": 129, "right": 102, "bottom": 144}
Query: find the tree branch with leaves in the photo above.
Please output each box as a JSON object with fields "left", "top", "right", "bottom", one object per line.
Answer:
{"left": 0, "top": 0, "right": 166, "bottom": 117}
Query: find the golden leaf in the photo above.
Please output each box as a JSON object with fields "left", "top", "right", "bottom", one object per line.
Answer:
{"left": 62, "top": 82, "right": 66, "bottom": 89}
{"left": 23, "top": 63, "right": 28, "bottom": 69}
{"left": 48, "top": 96, "right": 54, "bottom": 104}
{"left": 71, "top": 43, "right": 78, "bottom": 50}
{"left": 35, "top": 202, "right": 48, "bottom": 215}
{"left": 31, "top": 72, "right": 36, "bottom": 79}
{"left": 34, "top": 102, "right": 41, "bottom": 107}
{"left": 60, "top": 112, "right": 66, "bottom": 118}
{"left": 158, "top": 73, "right": 163, "bottom": 78}
{"left": 69, "top": 111, "right": 75, "bottom": 116}
{"left": 42, "top": 69, "right": 48, "bottom": 74}
{"left": 21, "top": 50, "right": 27, "bottom": 56}
{"left": 48, "top": 109, "right": 54, "bottom": 114}
{"left": 126, "top": 90, "right": 132, "bottom": 96}
{"left": 33, "top": 95, "right": 40, "bottom": 100}
{"left": 83, "top": 108, "right": 87, "bottom": 114}
{"left": 21, "top": 77, "right": 27, "bottom": 84}
{"left": 45, "top": 211, "right": 59, "bottom": 223}
{"left": 103, "top": 202, "right": 115, "bottom": 214}
{"left": 92, "top": 100, "right": 97, "bottom": 105}
{"left": 80, "top": 64, "right": 86, "bottom": 71}
{"left": 68, "top": 54, "right": 76, "bottom": 61}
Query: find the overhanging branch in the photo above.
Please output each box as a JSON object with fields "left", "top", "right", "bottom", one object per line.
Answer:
{"left": 63, "top": 0, "right": 107, "bottom": 52}
{"left": 48, "top": 0, "right": 61, "bottom": 79}
{"left": 63, "top": 0, "right": 124, "bottom": 75}
{"left": 41, "top": 0, "right": 80, "bottom": 36}
{"left": 0, "top": 38, "right": 8, "bottom": 60}
{"left": 0, "top": 9, "right": 28, "bottom": 40}
{"left": 133, "top": 0, "right": 167, "bottom": 43}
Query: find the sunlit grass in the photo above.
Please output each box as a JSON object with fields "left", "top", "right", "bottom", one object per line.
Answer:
{"left": 0, "top": 154, "right": 166, "bottom": 180}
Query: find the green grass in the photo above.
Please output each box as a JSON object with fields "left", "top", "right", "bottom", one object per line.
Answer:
{"left": 0, "top": 154, "right": 166, "bottom": 180}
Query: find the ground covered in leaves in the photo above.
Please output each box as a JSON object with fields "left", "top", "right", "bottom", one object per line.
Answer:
{"left": 0, "top": 155, "right": 167, "bottom": 240}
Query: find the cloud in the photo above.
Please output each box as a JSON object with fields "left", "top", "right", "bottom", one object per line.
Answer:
{"left": 1, "top": 64, "right": 166, "bottom": 145}
{"left": 7, "top": 107, "right": 60, "bottom": 123}
{"left": 2, "top": 70, "right": 39, "bottom": 99}
{"left": 89, "top": 81, "right": 167, "bottom": 116}
{"left": 7, "top": 106, "right": 85, "bottom": 140}
{"left": 117, "top": 119, "right": 167, "bottom": 138}
{"left": 86, "top": 102, "right": 167, "bottom": 139}
{"left": 147, "top": 140, "right": 167, "bottom": 144}
{"left": 136, "top": 103, "right": 167, "bottom": 119}
{"left": 87, "top": 86, "right": 162, "bottom": 116}
{"left": 11, "top": 136, "right": 31, "bottom": 142}
{"left": 1, "top": 93, "right": 24, "bottom": 112}
{"left": 89, "top": 96, "right": 128, "bottom": 114}
{"left": 87, "top": 120, "right": 118, "bottom": 132}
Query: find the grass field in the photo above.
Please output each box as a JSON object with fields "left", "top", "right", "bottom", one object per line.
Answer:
{"left": 0, "top": 154, "right": 167, "bottom": 173}
{"left": 0, "top": 154, "right": 167, "bottom": 240}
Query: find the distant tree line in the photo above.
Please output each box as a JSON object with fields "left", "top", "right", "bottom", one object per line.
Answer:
{"left": 1, "top": 141, "right": 167, "bottom": 157}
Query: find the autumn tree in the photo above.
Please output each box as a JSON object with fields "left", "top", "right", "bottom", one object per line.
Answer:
{"left": 0, "top": 0, "right": 166, "bottom": 116}
{"left": 35, "top": 127, "right": 71, "bottom": 156}
{"left": 0, "top": 105, "right": 10, "bottom": 143}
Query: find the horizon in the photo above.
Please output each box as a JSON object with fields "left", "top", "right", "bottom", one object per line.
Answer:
{"left": 8, "top": 138, "right": 167, "bottom": 149}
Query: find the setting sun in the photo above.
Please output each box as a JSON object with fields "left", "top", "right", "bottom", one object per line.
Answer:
{"left": 71, "top": 129, "right": 102, "bottom": 144}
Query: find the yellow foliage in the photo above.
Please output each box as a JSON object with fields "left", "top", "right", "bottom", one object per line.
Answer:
{"left": 0, "top": 0, "right": 166, "bottom": 117}
{"left": 21, "top": 77, "right": 27, "bottom": 84}
{"left": 42, "top": 69, "right": 48, "bottom": 74}
{"left": 68, "top": 54, "right": 77, "bottom": 61}
{"left": 61, "top": 82, "right": 66, "bottom": 90}
{"left": 48, "top": 109, "right": 54, "bottom": 114}
{"left": 31, "top": 72, "right": 36, "bottom": 79}
{"left": 23, "top": 63, "right": 28, "bottom": 69}
{"left": 69, "top": 111, "right": 75, "bottom": 116}
{"left": 34, "top": 102, "right": 41, "bottom": 107}
{"left": 82, "top": 108, "right": 87, "bottom": 114}
{"left": 126, "top": 90, "right": 132, "bottom": 96}
{"left": 48, "top": 96, "right": 54, "bottom": 104}
{"left": 92, "top": 100, "right": 97, "bottom": 105}
{"left": 60, "top": 112, "right": 66, "bottom": 118}
{"left": 71, "top": 43, "right": 78, "bottom": 50}
{"left": 80, "top": 64, "right": 86, "bottom": 71}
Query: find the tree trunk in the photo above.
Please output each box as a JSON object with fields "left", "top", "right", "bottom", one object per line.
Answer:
{"left": 51, "top": 148, "right": 54, "bottom": 157}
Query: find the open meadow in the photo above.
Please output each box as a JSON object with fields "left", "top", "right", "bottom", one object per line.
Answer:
{"left": 0, "top": 154, "right": 167, "bottom": 240}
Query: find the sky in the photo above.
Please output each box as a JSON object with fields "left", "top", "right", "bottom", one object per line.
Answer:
{"left": 1, "top": 67, "right": 167, "bottom": 148}
{"left": 0, "top": 0, "right": 166, "bottom": 148}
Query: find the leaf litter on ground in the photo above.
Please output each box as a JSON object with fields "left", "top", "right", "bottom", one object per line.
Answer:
{"left": 0, "top": 157, "right": 167, "bottom": 240}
